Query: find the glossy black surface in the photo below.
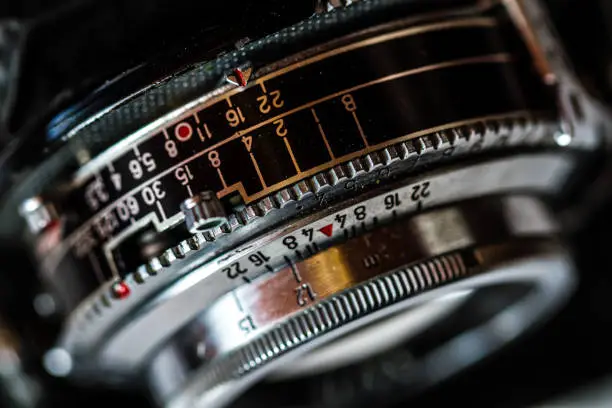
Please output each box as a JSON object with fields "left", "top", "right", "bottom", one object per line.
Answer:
{"left": 2, "top": 0, "right": 612, "bottom": 407}
{"left": 45, "top": 20, "right": 553, "bottom": 307}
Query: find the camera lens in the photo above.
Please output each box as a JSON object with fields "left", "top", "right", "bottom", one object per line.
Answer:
{"left": 0, "top": 1, "right": 608, "bottom": 407}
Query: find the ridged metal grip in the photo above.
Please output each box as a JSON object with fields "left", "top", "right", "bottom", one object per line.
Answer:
{"left": 180, "top": 191, "right": 227, "bottom": 233}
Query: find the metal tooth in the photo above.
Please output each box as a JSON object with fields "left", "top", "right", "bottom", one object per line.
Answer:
{"left": 471, "top": 122, "right": 487, "bottom": 138}
{"left": 439, "top": 129, "right": 454, "bottom": 145}
{"left": 364, "top": 152, "right": 384, "bottom": 171}
{"left": 518, "top": 117, "right": 535, "bottom": 141}
{"left": 398, "top": 141, "right": 411, "bottom": 159}
{"left": 134, "top": 265, "right": 149, "bottom": 283}
{"left": 180, "top": 191, "right": 227, "bottom": 234}
{"left": 212, "top": 223, "right": 231, "bottom": 237}
{"left": 493, "top": 118, "right": 510, "bottom": 134}
{"left": 467, "top": 125, "right": 484, "bottom": 144}
{"left": 484, "top": 119, "right": 500, "bottom": 136}
{"left": 431, "top": 134, "right": 445, "bottom": 150}
{"left": 436, "top": 131, "right": 451, "bottom": 148}
{"left": 172, "top": 241, "right": 190, "bottom": 258}
{"left": 509, "top": 117, "right": 530, "bottom": 143}
{"left": 382, "top": 146, "right": 401, "bottom": 164}
{"left": 202, "top": 230, "right": 216, "bottom": 242}
{"left": 147, "top": 257, "right": 164, "bottom": 275}
{"left": 170, "top": 243, "right": 185, "bottom": 258}
{"left": 480, "top": 121, "right": 501, "bottom": 140}
{"left": 239, "top": 206, "right": 260, "bottom": 225}
{"left": 310, "top": 173, "right": 331, "bottom": 193}
{"left": 454, "top": 126, "right": 471, "bottom": 142}
{"left": 479, "top": 121, "right": 498, "bottom": 148}
{"left": 445, "top": 129, "right": 458, "bottom": 145}
{"left": 530, "top": 118, "right": 550, "bottom": 143}
{"left": 159, "top": 249, "right": 177, "bottom": 267}
{"left": 257, "top": 197, "right": 276, "bottom": 215}
{"left": 274, "top": 188, "right": 295, "bottom": 208}
{"left": 292, "top": 181, "right": 312, "bottom": 200}
{"left": 100, "top": 293, "right": 111, "bottom": 308}
{"left": 499, "top": 118, "right": 514, "bottom": 136}
{"left": 194, "top": 232, "right": 208, "bottom": 244}
{"left": 420, "top": 135, "right": 436, "bottom": 154}
{"left": 347, "top": 158, "right": 367, "bottom": 177}
{"left": 448, "top": 127, "right": 471, "bottom": 151}
{"left": 186, "top": 234, "right": 202, "bottom": 251}
{"left": 412, "top": 138, "right": 426, "bottom": 154}
{"left": 227, "top": 214, "right": 241, "bottom": 231}
{"left": 328, "top": 164, "right": 349, "bottom": 185}
{"left": 403, "top": 140, "right": 418, "bottom": 157}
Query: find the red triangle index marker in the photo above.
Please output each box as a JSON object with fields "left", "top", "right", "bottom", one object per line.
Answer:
{"left": 319, "top": 224, "right": 333, "bottom": 237}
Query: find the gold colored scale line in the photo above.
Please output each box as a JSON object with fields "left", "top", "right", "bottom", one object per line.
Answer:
{"left": 352, "top": 111, "right": 369, "bottom": 147}
{"left": 237, "top": 55, "right": 512, "bottom": 147}
{"left": 74, "top": 18, "right": 496, "bottom": 183}
{"left": 234, "top": 111, "right": 529, "bottom": 203}
{"left": 254, "top": 17, "right": 496, "bottom": 86}
{"left": 217, "top": 168, "right": 228, "bottom": 189}
{"left": 250, "top": 153, "right": 267, "bottom": 188}
{"left": 284, "top": 138, "right": 301, "bottom": 173}
{"left": 311, "top": 108, "right": 335, "bottom": 160}
{"left": 64, "top": 55, "right": 514, "bottom": 246}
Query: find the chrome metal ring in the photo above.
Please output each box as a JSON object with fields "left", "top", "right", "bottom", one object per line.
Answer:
{"left": 151, "top": 240, "right": 574, "bottom": 408}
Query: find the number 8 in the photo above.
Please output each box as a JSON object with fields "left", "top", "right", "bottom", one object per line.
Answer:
{"left": 165, "top": 140, "right": 178, "bottom": 158}
{"left": 341, "top": 94, "right": 357, "bottom": 112}
{"left": 208, "top": 150, "right": 221, "bottom": 168}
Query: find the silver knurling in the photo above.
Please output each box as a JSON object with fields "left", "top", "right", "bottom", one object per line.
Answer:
{"left": 183, "top": 251, "right": 467, "bottom": 390}
{"left": 180, "top": 191, "right": 228, "bottom": 234}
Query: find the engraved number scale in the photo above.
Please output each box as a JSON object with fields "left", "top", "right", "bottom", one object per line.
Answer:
{"left": 40, "top": 16, "right": 556, "bottom": 304}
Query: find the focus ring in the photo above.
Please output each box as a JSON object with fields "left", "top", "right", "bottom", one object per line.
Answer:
{"left": 155, "top": 238, "right": 572, "bottom": 408}
{"left": 24, "top": 8, "right": 560, "bottom": 308}
{"left": 232, "top": 252, "right": 468, "bottom": 376}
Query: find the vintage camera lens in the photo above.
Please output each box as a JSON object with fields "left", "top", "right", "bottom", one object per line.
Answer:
{"left": 0, "top": 1, "right": 610, "bottom": 407}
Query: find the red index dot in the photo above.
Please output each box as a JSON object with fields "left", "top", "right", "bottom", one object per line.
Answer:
{"left": 175, "top": 122, "right": 193, "bottom": 141}
{"left": 319, "top": 224, "right": 333, "bottom": 237}
{"left": 111, "top": 281, "right": 131, "bottom": 300}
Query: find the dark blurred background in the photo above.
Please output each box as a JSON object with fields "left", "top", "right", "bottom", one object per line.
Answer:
{"left": 2, "top": 0, "right": 612, "bottom": 406}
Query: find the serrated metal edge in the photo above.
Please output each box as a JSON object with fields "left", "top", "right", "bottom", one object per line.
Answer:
{"left": 73, "top": 114, "right": 558, "bottom": 329}
{"left": 315, "top": 0, "right": 362, "bottom": 14}
{"left": 176, "top": 251, "right": 469, "bottom": 395}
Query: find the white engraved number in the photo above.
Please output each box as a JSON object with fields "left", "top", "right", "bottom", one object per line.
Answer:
{"left": 141, "top": 181, "right": 166, "bottom": 206}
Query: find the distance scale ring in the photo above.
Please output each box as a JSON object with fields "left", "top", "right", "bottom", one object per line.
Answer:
{"left": 33, "top": 13, "right": 560, "bottom": 308}
{"left": 44, "top": 113, "right": 562, "bottom": 315}
{"left": 144, "top": 196, "right": 573, "bottom": 408}
{"left": 54, "top": 153, "right": 574, "bottom": 371}
{"left": 137, "top": 115, "right": 558, "bottom": 279}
